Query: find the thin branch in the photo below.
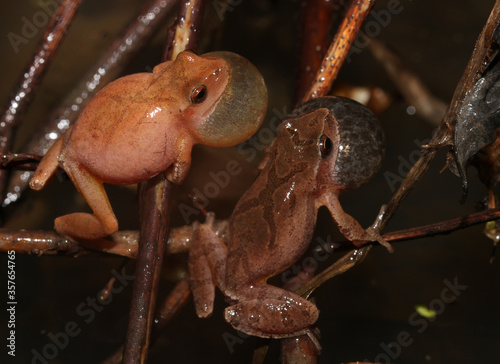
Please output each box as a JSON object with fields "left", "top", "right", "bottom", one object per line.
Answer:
{"left": 302, "top": 0, "right": 376, "bottom": 102}
{"left": 103, "top": 278, "right": 192, "bottom": 364}
{"left": 122, "top": 175, "right": 174, "bottom": 363}
{"left": 122, "top": 1, "right": 205, "bottom": 362}
{"left": 0, "top": 223, "right": 206, "bottom": 258}
{"left": 0, "top": 153, "right": 41, "bottom": 171}
{"left": 163, "top": 0, "right": 206, "bottom": 60}
{"left": 382, "top": 206, "right": 500, "bottom": 243}
{"left": 0, "top": 0, "right": 83, "bottom": 199}
{"left": 294, "top": 0, "right": 338, "bottom": 105}
{"left": 0, "top": 229, "right": 82, "bottom": 256}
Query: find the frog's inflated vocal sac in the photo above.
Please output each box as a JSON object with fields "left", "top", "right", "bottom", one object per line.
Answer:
{"left": 30, "top": 50, "right": 268, "bottom": 239}
{"left": 189, "top": 96, "right": 389, "bottom": 339}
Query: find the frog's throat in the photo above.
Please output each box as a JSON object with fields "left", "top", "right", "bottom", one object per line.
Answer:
{"left": 196, "top": 51, "right": 268, "bottom": 147}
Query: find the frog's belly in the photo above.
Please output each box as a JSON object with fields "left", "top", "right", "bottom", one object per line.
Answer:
{"left": 65, "top": 128, "right": 176, "bottom": 185}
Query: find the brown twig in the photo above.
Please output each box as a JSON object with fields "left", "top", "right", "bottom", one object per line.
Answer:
{"left": 122, "top": 175, "right": 174, "bottom": 363}
{"left": 0, "top": 153, "right": 41, "bottom": 171}
{"left": 0, "top": 0, "right": 83, "bottom": 200}
{"left": 122, "top": 1, "right": 205, "bottom": 362}
{"left": 0, "top": 223, "right": 210, "bottom": 258}
{"left": 3, "top": 0, "right": 179, "bottom": 208}
{"left": 301, "top": 0, "right": 376, "bottom": 102}
{"left": 103, "top": 278, "right": 192, "bottom": 364}
{"left": 294, "top": 0, "right": 339, "bottom": 105}
{"left": 382, "top": 206, "right": 500, "bottom": 243}
{"left": 0, "top": 229, "right": 82, "bottom": 256}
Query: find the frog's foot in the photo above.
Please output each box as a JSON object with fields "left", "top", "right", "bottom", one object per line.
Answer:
{"left": 29, "top": 137, "right": 64, "bottom": 190}
{"left": 55, "top": 212, "right": 118, "bottom": 240}
{"left": 188, "top": 217, "right": 227, "bottom": 318}
{"left": 224, "top": 285, "right": 319, "bottom": 339}
{"left": 189, "top": 222, "right": 215, "bottom": 318}
{"left": 364, "top": 225, "right": 393, "bottom": 253}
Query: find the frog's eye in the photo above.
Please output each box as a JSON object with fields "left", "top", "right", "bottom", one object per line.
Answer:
{"left": 190, "top": 84, "right": 207, "bottom": 104}
{"left": 319, "top": 135, "right": 333, "bottom": 158}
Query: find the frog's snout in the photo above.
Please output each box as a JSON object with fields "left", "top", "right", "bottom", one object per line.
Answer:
{"left": 195, "top": 51, "right": 268, "bottom": 147}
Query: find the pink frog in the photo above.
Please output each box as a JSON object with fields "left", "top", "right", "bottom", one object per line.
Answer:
{"left": 30, "top": 51, "right": 268, "bottom": 240}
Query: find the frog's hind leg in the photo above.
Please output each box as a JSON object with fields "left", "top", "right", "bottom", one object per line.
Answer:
{"left": 30, "top": 137, "right": 64, "bottom": 191}
{"left": 188, "top": 214, "right": 227, "bottom": 318}
{"left": 224, "top": 284, "right": 319, "bottom": 339}
{"left": 54, "top": 158, "right": 118, "bottom": 240}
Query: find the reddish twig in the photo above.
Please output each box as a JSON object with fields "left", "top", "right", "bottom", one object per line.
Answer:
{"left": 294, "top": 0, "right": 339, "bottom": 105}
{"left": 0, "top": 0, "right": 83, "bottom": 200}
{"left": 301, "top": 0, "right": 376, "bottom": 102}
{"left": 3, "top": 0, "right": 179, "bottom": 208}
{"left": 122, "top": 175, "right": 174, "bottom": 363}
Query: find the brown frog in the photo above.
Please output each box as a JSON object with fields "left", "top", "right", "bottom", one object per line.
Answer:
{"left": 30, "top": 50, "right": 268, "bottom": 239}
{"left": 188, "top": 96, "right": 389, "bottom": 339}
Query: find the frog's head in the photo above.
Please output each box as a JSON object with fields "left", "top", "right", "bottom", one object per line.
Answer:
{"left": 287, "top": 96, "right": 385, "bottom": 193}
{"left": 172, "top": 51, "right": 268, "bottom": 147}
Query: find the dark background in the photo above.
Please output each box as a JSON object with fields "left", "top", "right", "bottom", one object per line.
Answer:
{"left": 0, "top": 0, "right": 499, "bottom": 363}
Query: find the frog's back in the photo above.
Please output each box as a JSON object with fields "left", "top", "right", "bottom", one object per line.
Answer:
{"left": 225, "top": 153, "right": 318, "bottom": 287}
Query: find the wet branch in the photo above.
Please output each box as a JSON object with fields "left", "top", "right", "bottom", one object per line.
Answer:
{"left": 0, "top": 0, "right": 82, "bottom": 200}
{"left": 294, "top": 0, "right": 338, "bottom": 105}
{"left": 122, "top": 175, "right": 174, "bottom": 363}
{"left": 1, "top": 153, "right": 41, "bottom": 171}
{"left": 301, "top": 0, "right": 376, "bottom": 102}
{"left": 122, "top": 1, "right": 205, "bottom": 362}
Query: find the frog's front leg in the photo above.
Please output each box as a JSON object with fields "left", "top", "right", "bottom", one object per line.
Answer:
{"left": 165, "top": 135, "right": 193, "bottom": 184}
{"left": 188, "top": 214, "right": 228, "bottom": 318}
{"left": 55, "top": 155, "right": 118, "bottom": 239}
{"left": 320, "top": 192, "right": 393, "bottom": 252}
{"left": 224, "top": 284, "right": 319, "bottom": 339}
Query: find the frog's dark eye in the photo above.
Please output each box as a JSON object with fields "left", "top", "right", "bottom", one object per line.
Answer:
{"left": 319, "top": 135, "right": 333, "bottom": 158}
{"left": 190, "top": 84, "right": 207, "bottom": 104}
